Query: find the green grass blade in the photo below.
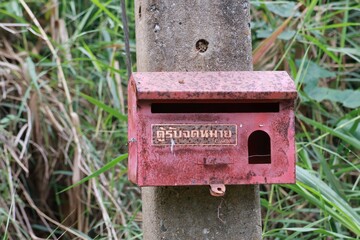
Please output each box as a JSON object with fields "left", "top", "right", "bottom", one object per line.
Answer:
{"left": 289, "top": 166, "right": 360, "bottom": 235}
{"left": 284, "top": 227, "right": 354, "bottom": 239}
{"left": 81, "top": 93, "right": 127, "bottom": 121}
{"left": 298, "top": 114, "right": 360, "bottom": 150}
{"left": 90, "top": 0, "right": 123, "bottom": 27}
{"left": 58, "top": 153, "right": 128, "bottom": 193}
{"left": 302, "top": 34, "right": 341, "bottom": 64}
{"left": 305, "top": 22, "right": 360, "bottom": 31}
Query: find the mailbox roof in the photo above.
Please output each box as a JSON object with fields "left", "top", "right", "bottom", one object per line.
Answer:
{"left": 131, "top": 71, "right": 297, "bottom": 100}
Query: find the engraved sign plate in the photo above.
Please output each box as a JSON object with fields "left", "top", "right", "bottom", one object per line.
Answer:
{"left": 152, "top": 124, "right": 237, "bottom": 146}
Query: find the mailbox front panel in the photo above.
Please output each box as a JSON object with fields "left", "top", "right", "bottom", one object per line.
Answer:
{"left": 133, "top": 100, "right": 295, "bottom": 186}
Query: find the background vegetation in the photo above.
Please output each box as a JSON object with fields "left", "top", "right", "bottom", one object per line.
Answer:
{"left": 0, "top": 0, "right": 359, "bottom": 239}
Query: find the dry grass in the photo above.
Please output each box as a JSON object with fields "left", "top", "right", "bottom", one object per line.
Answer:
{"left": 0, "top": 0, "right": 139, "bottom": 239}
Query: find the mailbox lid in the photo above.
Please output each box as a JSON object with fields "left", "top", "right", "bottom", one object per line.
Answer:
{"left": 131, "top": 71, "right": 297, "bottom": 100}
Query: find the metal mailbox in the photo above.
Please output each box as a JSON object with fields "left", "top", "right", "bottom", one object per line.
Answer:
{"left": 128, "top": 71, "right": 297, "bottom": 189}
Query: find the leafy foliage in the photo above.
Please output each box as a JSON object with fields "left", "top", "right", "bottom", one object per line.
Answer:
{"left": 0, "top": 0, "right": 359, "bottom": 239}
{"left": 252, "top": 1, "right": 360, "bottom": 239}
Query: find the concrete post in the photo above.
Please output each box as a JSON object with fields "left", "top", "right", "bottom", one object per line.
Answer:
{"left": 134, "top": 1, "right": 262, "bottom": 239}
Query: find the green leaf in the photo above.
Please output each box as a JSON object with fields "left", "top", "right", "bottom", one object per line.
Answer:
{"left": 305, "top": 23, "right": 360, "bottom": 31}
{"left": 306, "top": 88, "right": 349, "bottom": 102}
{"left": 26, "top": 57, "right": 40, "bottom": 91}
{"left": 81, "top": 93, "right": 127, "bottom": 121}
{"left": 302, "top": 34, "right": 341, "bottom": 64}
{"left": 296, "top": 60, "right": 335, "bottom": 88}
{"left": 283, "top": 227, "right": 354, "bottom": 239}
{"left": 79, "top": 42, "right": 102, "bottom": 73}
{"left": 328, "top": 47, "right": 360, "bottom": 63}
{"left": 297, "top": 60, "right": 360, "bottom": 108}
{"left": 306, "top": 88, "right": 360, "bottom": 109}
{"left": 337, "top": 118, "right": 360, "bottom": 139}
{"left": 58, "top": 153, "right": 128, "bottom": 193}
{"left": 256, "top": 29, "right": 296, "bottom": 40}
{"left": 90, "top": 0, "right": 123, "bottom": 28}
{"left": 288, "top": 166, "right": 360, "bottom": 236}
{"left": 265, "top": 2, "right": 300, "bottom": 18}
{"left": 298, "top": 114, "right": 360, "bottom": 150}
{"left": 343, "top": 90, "right": 360, "bottom": 108}
{"left": 5, "top": 0, "right": 22, "bottom": 17}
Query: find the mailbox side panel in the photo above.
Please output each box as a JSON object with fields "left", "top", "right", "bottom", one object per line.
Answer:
{"left": 127, "top": 78, "right": 138, "bottom": 184}
{"left": 284, "top": 101, "right": 296, "bottom": 183}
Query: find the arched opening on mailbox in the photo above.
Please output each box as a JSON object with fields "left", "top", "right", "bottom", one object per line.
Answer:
{"left": 248, "top": 130, "right": 271, "bottom": 164}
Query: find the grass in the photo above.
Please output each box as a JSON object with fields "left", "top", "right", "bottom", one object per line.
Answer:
{"left": 0, "top": 0, "right": 359, "bottom": 239}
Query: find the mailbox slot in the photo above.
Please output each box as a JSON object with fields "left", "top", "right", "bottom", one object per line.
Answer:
{"left": 151, "top": 102, "right": 280, "bottom": 113}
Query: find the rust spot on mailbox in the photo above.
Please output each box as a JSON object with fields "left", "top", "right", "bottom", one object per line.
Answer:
{"left": 128, "top": 71, "right": 297, "bottom": 187}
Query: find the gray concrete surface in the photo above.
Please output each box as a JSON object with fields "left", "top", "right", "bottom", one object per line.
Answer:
{"left": 134, "top": 0, "right": 262, "bottom": 239}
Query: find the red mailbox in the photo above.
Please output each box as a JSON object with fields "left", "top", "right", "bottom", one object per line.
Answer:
{"left": 128, "top": 71, "right": 297, "bottom": 189}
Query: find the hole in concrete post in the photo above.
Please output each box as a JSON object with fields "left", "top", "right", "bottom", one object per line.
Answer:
{"left": 138, "top": 6, "right": 141, "bottom": 18}
{"left": 149, "top": 4, "right": 157, "bottom": 11}
{"left": 154, "top": 23, "right": 160, "bottom": 33}
{"left": 196, "top": 39, "right": 209, "bottom": 53}
{"left": 248, "top": 130, "right": 271, "bottom": 164}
